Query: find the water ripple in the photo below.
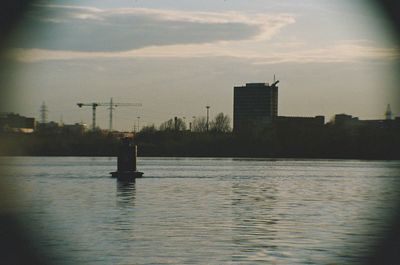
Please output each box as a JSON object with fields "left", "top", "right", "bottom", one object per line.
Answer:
{"left": 0, "top": 157, "right": 399, "bottom": 264}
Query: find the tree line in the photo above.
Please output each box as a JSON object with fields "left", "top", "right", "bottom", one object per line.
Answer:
{"left": 149, "top": 112, "right": 231, "bottom": 133}
{"left": 0, "top": 112, "right": 399, "bottom": 159}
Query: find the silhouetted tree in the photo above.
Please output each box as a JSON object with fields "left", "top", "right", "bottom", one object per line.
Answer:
{"left": 193, "top": 116, "right": 207, "bottom": 132}
{"left": 159, "top": 119, "right": 174, "bottom": 131}
{"left": 175, "top": 117, "right": 187, "bottom": 131}
{"left": 140, "top": 124, "right": 157, "bottom": 133}
{"left": 159, "top": 117, "right": 186, "bottom": 131}
{"left": 210, "top": 112, "right": 231, "bottom": 133}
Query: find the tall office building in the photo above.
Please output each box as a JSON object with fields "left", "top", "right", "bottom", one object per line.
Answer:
{"left": 233, "top": 81, "right": 278, "bottom": 132}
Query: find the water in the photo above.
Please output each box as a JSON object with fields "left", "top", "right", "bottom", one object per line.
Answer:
{"left": 1, "top": 157, "right": 400, "bottom": 264}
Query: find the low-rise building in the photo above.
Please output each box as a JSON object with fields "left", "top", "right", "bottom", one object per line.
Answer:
{"left": 0, "top": 113, "right": 35, "bottom": 133}
{"left": 61, "top": 123, "right": 86, "bottom": 135}
{"left": 275, "top": 115, "right": 325, "bottom": 128}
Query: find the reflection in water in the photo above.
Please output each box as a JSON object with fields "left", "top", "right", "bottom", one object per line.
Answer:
{"left": 232, "top": 181, "right": 279, "bottom": 263}
{"left": 116, "top": 180, "right": 136, "bottom": 207}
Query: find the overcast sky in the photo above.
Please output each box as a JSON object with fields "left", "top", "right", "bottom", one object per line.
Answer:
{"left": 1, "top": 0, "right": 399, "bottom": 130}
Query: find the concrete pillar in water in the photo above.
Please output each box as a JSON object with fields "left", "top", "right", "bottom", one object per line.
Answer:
{"left": 111, "top": 137, "right": 143, "bottom": 180}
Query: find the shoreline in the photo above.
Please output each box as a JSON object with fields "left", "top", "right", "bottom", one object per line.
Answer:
{"left": 1, "top": 154, "right": 399, "bottom": 161}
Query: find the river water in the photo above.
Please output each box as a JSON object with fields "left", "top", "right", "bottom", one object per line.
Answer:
{"left": 1, "top": 157, "right": 400, "bottom": 264}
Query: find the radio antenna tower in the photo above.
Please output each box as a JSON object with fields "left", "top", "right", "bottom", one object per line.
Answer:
{"left": 40, "top": 102, "right": 48, "bottom": 124}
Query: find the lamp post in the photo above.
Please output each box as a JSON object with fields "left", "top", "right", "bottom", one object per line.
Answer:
{"left": 137, "top": 116, "right": 140, "bottom": 132}
{"left": 206, "top": 106, "right": 210, "bottom": 132}
{"left": 182, "top": 116, "right": 186, "bottom": 130}
{"left": 191, "top": 116, "right": 196, "bottom": 132}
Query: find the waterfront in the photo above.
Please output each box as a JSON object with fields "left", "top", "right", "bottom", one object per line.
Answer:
{"left": 1, "top": 157, "right": 400, "bottom": 264}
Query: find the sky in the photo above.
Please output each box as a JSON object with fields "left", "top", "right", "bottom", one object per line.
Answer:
{"left": 0, "top": 0, "right": 399, "bottom": 130}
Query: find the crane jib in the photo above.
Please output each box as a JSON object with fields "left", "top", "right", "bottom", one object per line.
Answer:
{"left": 76, "top": 98, "right": 142, "bottom": 131}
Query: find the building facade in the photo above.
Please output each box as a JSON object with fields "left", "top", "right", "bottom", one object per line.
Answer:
{"left": 0, "top": 113, "right": 35, "bottom": 133}
{"left": 275, "top": 115, "right": 325, "bottom": 128}
{"left": 233, "top": 82, "right": 278, "bottom": 132}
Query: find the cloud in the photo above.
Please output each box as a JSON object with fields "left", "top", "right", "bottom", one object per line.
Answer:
{"left": 6, "top": 5, "right": 398, "bottom": 64}
{"left": 10, "top": 4, "right": 294, "bottom": 52}
{"left": 5, "top": 40, "right": 399, "bottom": 64}
{"left": 252, "top": 42, "right": 400, "bottom": 64}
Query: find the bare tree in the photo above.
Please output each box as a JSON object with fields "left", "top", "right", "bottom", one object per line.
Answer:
{"left": 210, "top": 112, "right": 231, "bottom": 133}
{"left": 174, "top": 117, "right": 187, "bottom": 131}
{"left": 159, "top": 119, "right": 174, "bottom": 131}
{"left": 140, "top": 124, "right": 157, "bottom": 133}
{"left": 192, "top": 116, "right": 208, "bottom": 132}
{"left": 159, "top": 117, "right": 186, "bottom": 131}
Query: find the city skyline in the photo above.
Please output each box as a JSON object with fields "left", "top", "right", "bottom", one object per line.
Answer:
{"left": 0, "top": 0, "right": 399, "bottom": 130}
{"left": 7, "top": 96, "right": 397, "bottom": 132}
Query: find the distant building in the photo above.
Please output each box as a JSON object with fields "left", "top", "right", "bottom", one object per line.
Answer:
{"left": 0, "top": 113, "right": 35, "bottom": 133}
{"left": 61, "top": 123, "right": 86, "bottom": 135}
{"left": 233, "top": 81, "right": 279, "bottom": 132}
{"left": 275, "top": 115, "right": 325, "bottom": 128}
{"left": 333, "top": 114, "right": 360, "bottom": 127}
{"left": 331, "top": 113, "right": 400, "bottom": 131}
{"left": 111, "top": 131, "right": 134, "bottom": 139}
{"left": 36, "top": 121, "right": 60, "bottom": 133}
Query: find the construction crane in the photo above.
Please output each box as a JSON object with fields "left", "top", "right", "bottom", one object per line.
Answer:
{"left": 77, "top": 98, "right": 142, "bottom": 131}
